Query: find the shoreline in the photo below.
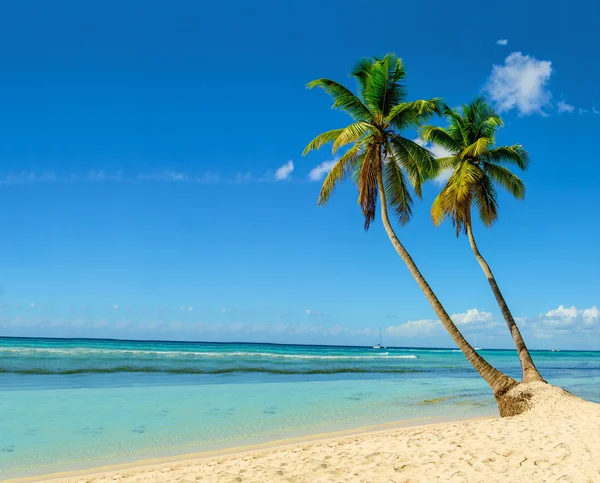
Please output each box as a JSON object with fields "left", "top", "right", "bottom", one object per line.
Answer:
{"left": 4, "top": 385, "right": 600, "bottom": 482}
{"left": 3, "top": 415, "right": 489, "bottom": 482}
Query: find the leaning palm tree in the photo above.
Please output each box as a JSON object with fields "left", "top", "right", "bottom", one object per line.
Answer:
{"left": 303, "top": 54, "right": 522, "bottom": 414}
{"left": 420, "top": 97, "right": 544, "bottom": 383}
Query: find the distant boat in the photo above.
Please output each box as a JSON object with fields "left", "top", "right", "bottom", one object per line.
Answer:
{"left": 550, "top": 349, "right": 560, "bottom": 352}
{"left": 373, "top": 328, "right": 386, "bottom": 349}
{"left": 473, "top": 335, "right": 482, "bottom": 351}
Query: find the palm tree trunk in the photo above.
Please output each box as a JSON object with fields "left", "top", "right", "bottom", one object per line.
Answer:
{"left": 375, "top": 168, "right": 517, "bottom": 398}
{"left": 464, "top": 209, "right": 544, "bottom": 383}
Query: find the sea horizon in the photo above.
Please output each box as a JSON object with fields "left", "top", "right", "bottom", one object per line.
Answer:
{"left": 1, "top": 335, "right": 592, "bottom": 352}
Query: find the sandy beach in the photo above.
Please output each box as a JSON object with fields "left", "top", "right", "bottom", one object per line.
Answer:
{"left": 9, "top": 383, "right": 599, "bottom": 483}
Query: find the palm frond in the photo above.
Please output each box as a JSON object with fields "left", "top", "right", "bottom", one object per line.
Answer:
{"left": 444, "top": 108, "right": 471, "bottom": 143}
{"left": 388, "top": 136, "right": 437, "bottom": 197}
{"left": 470, "top": 96, "right": 503, "bottom": 141}
{"left": 387, "top": 98, "right": 443, "bottom": 130}
{"left": 383, "top": 143, "right": 413, "bottom": 225}
{"left": 331, "top": 122, "right": 372, "bottom": 153}
{"left": 303, "top": 128, "right": 346, "bottom": 155}
{"left": 473, "top": 175, "right": 498, "bottom": 227}
{"left": 461, "top": 137, "right": 494, "bottom": 159}
{"left": 484, "top": 163, "right": 526, "bottom": 199}
{"left": 307, "top": 78, "right": 373, "bottom": 121}
{"left": 317, "top": 143, "right": 363, "bottom": 206}
{"left": 436, "top": 156, "right": 457, "bottom": 170}
{"left": 350, "top": 57, "right": 373, "bottom": 99}
{"left": 419, "top": 125, "right": 461, "bottom": 153}
{"left": 359, "top": 54, "right": 407, "bottom": 118}
{"left": 357, "top": 145, "right": 380, "bottom": 230}
{"left": 481, "top": 145, "right": 530, "bottom": 170}
{"left": 431, "top": 190, "right": 448, "bottom": 226}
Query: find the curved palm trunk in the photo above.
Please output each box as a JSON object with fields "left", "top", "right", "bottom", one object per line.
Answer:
{"left": 464, "top": 210, "right": 544, "bottom": 383}
{"left": 375, "top": 170, "right": 517, "bottom": 399}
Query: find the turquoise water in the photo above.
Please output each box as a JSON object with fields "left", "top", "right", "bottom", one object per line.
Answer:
{"left": 1, "top": 337, "right": 599, "bottom": 479}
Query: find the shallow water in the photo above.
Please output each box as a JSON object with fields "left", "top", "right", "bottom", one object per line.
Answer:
{"left": 1, "top": 337, "right": 598, "bottom": 479}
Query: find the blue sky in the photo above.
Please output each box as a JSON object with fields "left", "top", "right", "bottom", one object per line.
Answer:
{"left": 0, "top": 0, "right": 598, "bottom": 349}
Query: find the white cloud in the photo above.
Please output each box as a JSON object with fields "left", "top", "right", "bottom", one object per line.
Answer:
{"left": 529, "top": 305, "right": 599, "bottom": 339}
{"left": 484, "top": 52, "right": 553, "bottom": 116}
{"left": 582, "top": 306, "right": 599, "bottom": 325}
{"left": 412, "top": 137, "right": 453, "bottom": 186}
{"left": 308, "top": 160, "right": 337, "bottom": 182}
{"left": 545, "top": 304, "right": 578, "bottom": 321}
{"left": 557, "top": 100, "right": 575, "bottom": 113}
{"left": 385, "top": 319, "right": 441, "bottom": 337}
{"left": 496, "top": 39, "right": 508, "bottom": 46}
{"left": 274, "top": 161, "right": 294, "bottom": 181}
{"left": 305, "top": 309, "right": 324, "bottom": 317}
{"left": 451, "top": 308, "right": 495, "bottom": 326}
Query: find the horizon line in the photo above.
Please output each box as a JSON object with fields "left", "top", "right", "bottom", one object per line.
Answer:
{"left": 0, "top": 335, "right": 595, "bottom": 352}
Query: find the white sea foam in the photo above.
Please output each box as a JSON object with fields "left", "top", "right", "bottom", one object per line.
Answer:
{"left": 0, "top": 347, "right": 418, "bottom": 360}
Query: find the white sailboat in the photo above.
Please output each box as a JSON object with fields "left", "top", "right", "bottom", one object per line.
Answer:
{"left": 473, "top": 335, "right": 482, "bottom": 351}
{"left": 372, "top": 328, "right": 386, "bottom": 349}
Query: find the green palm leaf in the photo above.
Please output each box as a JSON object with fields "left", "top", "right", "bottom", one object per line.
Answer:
{"left": 303, "top": 128, "right": 346, "bottom": 155}
{"left": 357, "top": 145, "right": 379, "bottom": 230}
{"left": 317, "top": 143, "right": 363, "bottom": 206}
{"left": 419, "top": 125, "right": 461, "bottom": 153}
{"left": 483, "top": 163, "right": 526, "bottom": 199}
{"left": 473, "top": 175, "right": 498, "bottom": 226}
{"left": 383, "top": 142, "right": 413, "bottom": 225}
{"left": 387, "top": 99, "right": 443, "bottom": 130}
{"left": 461, "top": 137, "right": 494, "bottom": 159}
{"left": 481, "top": 145, "right": 529, "bottom": 170}
{"left": 389, "top": 136, "right": 438, "bottom": 197}
{"left": 307, "top": 79, "right": 373, "bottom": 121}
{"left": 331, "top": 122, "right": 372, "bottom": 153}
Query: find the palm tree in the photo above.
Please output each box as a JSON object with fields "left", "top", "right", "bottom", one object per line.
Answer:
{"left": 303, "top": 54, "right": 520, "bottom": 411}
{"left": 420, "top": 97, "right": 544, "bottom": 383}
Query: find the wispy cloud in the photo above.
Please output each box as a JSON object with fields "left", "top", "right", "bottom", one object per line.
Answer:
{"left": 557, "top": 100, "right": 575, "bottom": 113}
{"left": 0, "top": 170, "right": 124, "bottom": 185}
{"left": 221, "top": 308, "right": 239, "bottom": 314}
{"left": 305, "top": 309, "right": 324, "bottom": 317}
{"left": 496, "top": 39, "right": 508, "bottom": 46}
{"left": 308, "top": 160, "right": 336, "bottom": 182}
{"left": 0, "top": 167, "right": 293, "bottom": 186}
{"left": 137, "top": 171, "right": 221, "bottom": 183}
{"left": 274, "top": 161, "right": 294, "bottom": 181}
{"left": 386, "top": 319, "right": 440, "bottom": 337}
{"left": 484, "top": 52, "right": 553, "bottom": 116}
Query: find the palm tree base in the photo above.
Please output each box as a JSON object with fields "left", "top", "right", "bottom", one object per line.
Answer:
{"left": 494, "top": 381, "right": 571, "bottom": 418}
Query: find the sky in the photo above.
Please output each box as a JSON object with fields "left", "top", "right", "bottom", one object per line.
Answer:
{"left": 0, "top": 0, "right": 598, "bottom": 350}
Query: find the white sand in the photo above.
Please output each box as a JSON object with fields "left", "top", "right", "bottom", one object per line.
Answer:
{"left": 14, "top": 383, "right": 600, "bottom": 483}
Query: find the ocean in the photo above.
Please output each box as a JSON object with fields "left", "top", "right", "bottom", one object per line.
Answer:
{"left": 1, "top": 337, "right": 599, "bottom": 479}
